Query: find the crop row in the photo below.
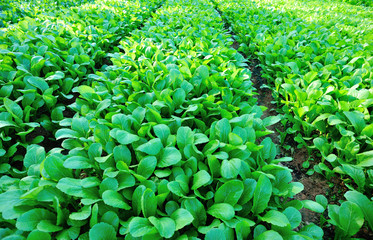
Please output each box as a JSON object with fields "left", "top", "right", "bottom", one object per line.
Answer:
{"left": 338, "top": 0, "right": 373, "bottom": 7}
{"left": 0, "top": 0, "right": 161, "bottom": 179}
{"left": 0, "top": 0, "right": 95, "bottom": 27}
{"left": 214, "top": 0, "right": 373, "bottom": 238}
{"left": 0, "top": 0, "right": 333, "bottom": 239}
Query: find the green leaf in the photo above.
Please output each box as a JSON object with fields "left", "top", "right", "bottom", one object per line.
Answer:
{"left": 24, "top": 144, "right": 45, "bottom": 168}
{"left": 112, "top": 130, "right": 140, "bottom": 145}
{"left": 158, "top": 147, "right": 182, "bottom": 168}
{"left": 154, "top": 124, "right": 170, "bottom": 146}
{"left": 69, "top": 205, "right": 91, "bottom": 221}
{"left": 63, "top": 156, "right": 92, "bottom": 169}
{"left": 37, "top": 220, "right": 63, "bottom": 232}
{"left": 344, "top": 111, "right": 366, "bottom": 133}
{"left": 89, "top": 222, "right": 117, "bottom": 240}
{"left": 141, "top": 188, "right": 157, "bottom": 217}
{"left": 137, "top": 138, "right": 163, "bottom": 155}
{"left": 339, "top": 201, "right": 364, "bottom": 236}
{"left": 177, "top": 127, "right": 194, "bottom": 150}
{"left": 302, "top": 200, "right": 325, "bottom": 213}
{"left": 168, "top": 181, "right": 186, "bottom": 197}
{"left": 345, "top": 191, "right": 373, "bottom": 230}
{"left": 192, "top": 170, "right": 211, "bottom": 190}
{"left": 261, "top": 210, "right": 290, "bottom": 227}
{"left": 170, "top": 208, "right": 194, "bottom": 230}
{"left": 138, "top": 156, "right": 157, "bottom": 179}
{"left": 113, "top": 145, "right": 131, "bottom": 165}
{"left": 16, "top": 208, "right": 55, "bottom": 231}
{"left": 182, "top": 198, "right": 207, "bottom": 227}
{"left": 148, "top": 217, "right": 176, "bottom": 238}
{"left": 26, "top": 76, "right": 49, "bottom": 92}
{"left": 215, "top": 118, "right": 231, "bottom": 143}
{"left": 252, "top": 175, "right": 272, "bottom": 215}
{"left": 71, "top": 117, "right": 89, "bottom": 137}
{"left": 221, "top": 158, "right": 241, "bottom": 179}
{"left": 256, "top": 230, "right": 283, "bottom": 240}
{"left": 55, "top": 129, "right": 79, "bottom": 140}
{"left": 205, "top": 228, "right": 225, "bottom": 240}
{"left": 195, "top": 65, "right": 209, "bottom": 80}
{"left": 342, "top": 164, "right": 365, "bottom": 190}
{"left": 214, "top": 180, "right": 244, "bottom": 205}
{"left": 207, "top": 203, "right": 235, "bottom": 221}
{"left": 101, "top": 211, "right": 119, "bottom": 230}
{"left": 4, "top": 97, "right": 23, "bottom": 120}
{"left": 102, "top": 190, "right": 131, "bottom": 210}
{"left": 45, "top": 71, "right": 64, "bottom": 80}
{"left": 129, "top": 217, "right": 154, "bottom": 237}
{"left": 27, "top": 230, "right": 51, "bottom": 240}
{"left": 283, "top": 207, "right": 301, "bottom": 229}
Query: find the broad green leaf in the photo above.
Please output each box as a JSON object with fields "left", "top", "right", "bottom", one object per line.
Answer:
{"left": 113, "top": 145, "right": 131, "bottom": 165}
{"left": 195, "top": 65, "right": 209, "bottom": 80}
{"left": 238, "top": 179, "right": 256, "bottom": 205}
{"left": 170, "top": 208, "right": 194, "bottom": 230}
{"left": 4, "top": 97, "right": 23, "bottom": 120}
{"left": 205, "top": 228, "right": 226, "bottom": 240}
{"left": 129, "top": 217, "right": 154, "bottom": 237}
{"left": 141, "top": 188, "right": 157, "bottom": 217}
{"left": 344, "top": 111, "right": 365, "bottom": 133}
{"left": 154, "top": 124, "right": 170, "bottom": 146}
{"left": 221, "top": 158, "right": 241, "bottom": 179}
{"left": 37, "top": 220, "right": 63, "bottom": 232}
{"left": 101, "top": 211, "right": 119, "bottom": 230}
{"left": 345, "top": 191, "right": 373, "bottom": 230}
{"left": 148, "top": 217, "right": 176, "bottom": 238}
{"left": 252, "top": 175, "right": 272, "bottom": 215}
{"left": 24, "top": 144, "right": 45, "bottom": 168}
{"left": 137, "top": 138, "right": 163, "bottom": 155}
{"left": 138, "top": 156, "right": 157, "bottom": 179}
{"left": 63, "top": 156, "right": 92, "bottom": 169}
{"left": 27, "top": 230, "right": 51, "bottom": 240}
{"left": 192, "top": 170, "right": 211, "bottom": 190}
{"left": 302, "top": 200, "right": 325, "bottom": 213}
{"left": 182, "top": 198, "right": 207, "bottom": 227}
{"left": 158, "top": 147, "right": 182, "bottom": 168}
{"left": 112, "top": 130, "right": 140, "bottom": 145}
{"left": 102, "top": 190, "right": 131, "bottom": 210}
{"left": 16, "top": 208, "right": 55, "bottom": 231}
{"left": 26, "top": 76, "right": 49, "bottom": 92}
{"left": 0, "top": 190, "right": 25, "bottom": 213}
{"left": 207, "top": 203, "right": 235, "bottom": 221}
{"left": 215, "top": 118, "right": 231, "bottom": 143}
{"left": 342, "top": 164, "right": 365, "bottom": 190}
{"left": 339, "top": 201, "right": 364, "bottom": 236}
{"left": 283, "top": 207, "right": 301, "bottom": 229}
{"left": 214, "top": 180, "right": 243, "bottom": 205}
{"left": 56, "top": 178, "right": 83, "bottom": 197}
{"left": 45, "top": 71, "right": 64, "bottom": 80}
{"left": 177, "top": 127, "right": 194, "bottom": 150}
{"left": 260, "top": 210, "right": 290, "bottom": 227}
{"left": 256, "top": 230, "right": 283, "bottom": 240}
{"left": 71, "top": 117, "right": 89, "bottom": 137}
{"left": 69, "top": 205, "right": 91, "bottom": 221}
{"left": 89, "top": 222, "right": 117, "bottom": 240}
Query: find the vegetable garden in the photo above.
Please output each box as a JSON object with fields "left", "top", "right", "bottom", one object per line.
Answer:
{"left": 0, "top": 0, "right": 372, "bottom": 239}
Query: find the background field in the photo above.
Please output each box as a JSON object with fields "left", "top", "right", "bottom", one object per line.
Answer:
{"left": 0, "top": 0, "right": 372, "bottom": 239}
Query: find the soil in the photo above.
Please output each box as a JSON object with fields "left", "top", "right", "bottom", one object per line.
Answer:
{"left": 222, "top": 20, "right": 373, "bottom": 240}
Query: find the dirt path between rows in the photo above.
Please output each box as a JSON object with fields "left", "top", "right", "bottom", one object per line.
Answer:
{"left": 213, "top": 5, "right": 349, "bottom": 239}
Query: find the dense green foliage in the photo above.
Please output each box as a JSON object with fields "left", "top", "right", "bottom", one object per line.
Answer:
{"left": 214, "top": 0, "right": 373, "bottom": 237}
{"left": 1, "top": 0, "right": 372, "bottom": 239}
{"left": 0, "top": 0, "right": 95, "bottom": 27}
{"left": 338, "top": 0, "right": 373, "bottom": 7}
